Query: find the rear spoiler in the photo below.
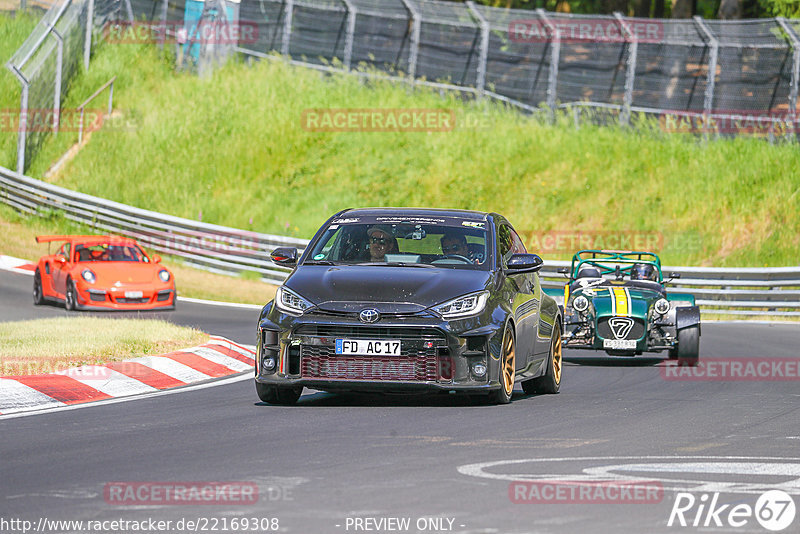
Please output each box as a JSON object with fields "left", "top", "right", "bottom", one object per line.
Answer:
{"left": 35, "top": 235, "right": 75, "bottom": 243}
{"left": 35, "top": 235, "right": 123, "bottom": 243}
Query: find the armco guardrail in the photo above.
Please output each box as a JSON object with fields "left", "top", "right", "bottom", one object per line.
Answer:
{"left": 540, "top": 262, "right": 800, "bottom": 317}
{"left": 0, "top": 166, "right": 308, "bottom": 284}
{"left": 2, "top": 165, "right": 799, "bottom": 316}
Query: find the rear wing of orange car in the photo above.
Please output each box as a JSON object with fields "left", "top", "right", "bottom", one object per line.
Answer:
{"left": 35, "top": 235, "right": 132, "bottom": 244}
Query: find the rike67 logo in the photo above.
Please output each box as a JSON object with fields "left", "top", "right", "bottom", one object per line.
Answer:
{"left": 668, "top": 490, "right": 796, "bottom": 531}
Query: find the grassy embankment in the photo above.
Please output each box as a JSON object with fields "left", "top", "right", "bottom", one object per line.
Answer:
{"left": 6, "top": 34, "right": 797, "bottom": 268}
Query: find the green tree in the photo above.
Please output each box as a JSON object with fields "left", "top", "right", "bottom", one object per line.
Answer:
{"left": 757, "top": 0, "right": 800, "bottom": 16}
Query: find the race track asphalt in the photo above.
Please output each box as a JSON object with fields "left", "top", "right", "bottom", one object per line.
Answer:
{"left": 1, "top": 267, "right": 799, "bottom": 534}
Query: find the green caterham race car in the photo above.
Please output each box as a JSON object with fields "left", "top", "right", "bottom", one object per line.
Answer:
{"left": 547, "top": 250, "right": 700, "bottom": 365}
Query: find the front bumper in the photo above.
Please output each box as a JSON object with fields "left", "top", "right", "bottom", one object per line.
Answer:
{"left": 563, "top": 315, "right": 674, "bottom": 354}
{"left": 75, "top": 285, "right": 176, "bottom": 311}
{"left": 255, "top": 309, "right": 504, "bottom": 393}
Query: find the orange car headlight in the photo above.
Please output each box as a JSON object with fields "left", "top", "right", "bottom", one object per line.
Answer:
{"left": 81, "top": 269, "right": 96, "bottom": 284}
{"left": 158, "top": 269, "right": 171, "bottom": 283}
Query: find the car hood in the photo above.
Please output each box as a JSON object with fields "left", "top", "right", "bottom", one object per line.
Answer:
{"left": 79, "top": 262, "right": 161, "bottom": 286}
{"left": 285, "top": 265, "right": 492, "bottom": 313}
{"left": 576, "top": 284, "right": 662, "bottom": 319}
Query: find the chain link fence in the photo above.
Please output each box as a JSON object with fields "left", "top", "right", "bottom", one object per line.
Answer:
{"left": 232, "top": 1, "right": 800, "bottom": 138}
{"left": 4, "top": 0, "right": 130, "bottom": 174}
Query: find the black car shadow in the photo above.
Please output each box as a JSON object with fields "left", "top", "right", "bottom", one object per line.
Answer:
{"left": 254, "top": 388, "right": 546, "bottom": 408}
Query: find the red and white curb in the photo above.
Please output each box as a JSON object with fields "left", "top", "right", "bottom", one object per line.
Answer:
{"left": 0, "top": 336, "right": 256, "bottom": 415}
{"left": 0, "top": 254, "right": 36, "bottom": 274}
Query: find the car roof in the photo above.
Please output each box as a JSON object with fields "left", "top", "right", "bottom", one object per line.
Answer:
{"left": 338, "top": 207, "right": 490, "bottom": 221}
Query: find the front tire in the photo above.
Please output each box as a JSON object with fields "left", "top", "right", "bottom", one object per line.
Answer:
{"left": 255, "top": 382, "right": 302, "bottom": 405}
{"left": 489, "top": 325, "right": 515, "bottom": 405}
{"left": 65, "top": 279, "right": 77, "bottom": 311}
{"left": 676, "top": 325, "right": 700, "bottom": 367}
{"left": 522, "top": 321, "right": 562, "bottom": 395}
{"left": 33, "top": 270, "right": 44, "bottom": 305}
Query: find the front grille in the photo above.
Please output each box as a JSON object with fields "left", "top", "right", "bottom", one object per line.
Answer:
{"left": 296, "top": 326, "right": 446, "bottom": 382}
{"left": 295, "top": 325, "right": 445, "bottom": 341}
{"left": 301, "top": 348, "right": 438, "bottom": 382}
{"left": 116, "top": 297, "right": 150, "bottom": 304}
{"left": 597, "top": 317, "right": 645, "bottom": 340}
{"left": 156, "top": 291, "right": 171, "bottom": 302}
{"left": 89, "top": 292, "right": 106, "bottom": 302}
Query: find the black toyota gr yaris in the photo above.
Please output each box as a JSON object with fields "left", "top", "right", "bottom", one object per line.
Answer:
{"left": 255, "top": 208, "right": 562, "bottom": 405}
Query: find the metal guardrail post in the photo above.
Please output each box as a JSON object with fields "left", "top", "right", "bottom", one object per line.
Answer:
{"left": 9, "top": 67, "right": 29, "bottom": 174}
{"left": 158, "top": 0, "right": 169, "bottom": 50}
{"left": 536, "top": 9, "right": 560, "bottom": 122}
{"left": 124, "top": 0, "right": 134, "bottom": 24}
{"left": 83, "top": 0, "right": 94, "bottom": 70}
{"left": 400, "top": 0, "right": 420, "bottom": 83}
{"left": 52, "top": 28, "right": 64, "bottom": 135}
{"left": 281, "top": 0, "right": 294, "bottom": 56}
{"left": 694, "top": 16, "right": 718, "bottom": 121}
{"left": 776, "top": 17, "right": 800, "bottom": 132}
{"left": 466, "top": 1, "right": 489, "bottom": 97}
{"left": 341, "top": 0, "right": 356, "bottom": 70}
{"left": 614, "top": 12, "right": 637, "bottom": 127}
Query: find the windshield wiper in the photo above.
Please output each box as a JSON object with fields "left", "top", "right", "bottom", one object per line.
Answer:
{"left": 303, "top": 260, "right": 337, "bottom": 265}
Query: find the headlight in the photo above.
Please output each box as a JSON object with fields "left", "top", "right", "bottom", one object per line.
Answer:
{"left": 572, "top": 295, "right": 589, "bottom": 313}
{"left": 158, "top": 269, "right": 171, "bottom": 282}
{"left": 654, "top": 298, "right": 670, "bottom": 315}
{"left": 275, "top": 286, "right": 313, "bottom": 316}
{"left": 81, "top": 269, "right": 96, "bottom": 284}
{"left": 433, "top": 291, "right": 489, "bottom": 319}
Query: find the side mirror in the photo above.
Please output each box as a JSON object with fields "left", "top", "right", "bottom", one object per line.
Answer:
{"left": 271, "top": 247, "right": 298, "bottom": 266}
{"left": 557, "top": 267, "right": 570, "bottom": 275}
{"left": 506, "top": 253, "right": 544, "bottom": 273}
{"left": 671, "top": 272, "right": 681, "bottom": 279}
{"left": 56, "top": 255, "right": 67, "bottom": 265}
{"left": 152, "top": 254, "right": 162, "bottom": 263}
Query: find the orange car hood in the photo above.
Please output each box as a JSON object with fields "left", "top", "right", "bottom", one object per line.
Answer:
{"left": 80, "top": 262, "right": 162, "bottom": 286}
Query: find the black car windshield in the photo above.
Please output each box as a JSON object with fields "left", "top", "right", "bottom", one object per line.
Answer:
{"left": 305, "top": 217, "right": 490, "bottom": 270}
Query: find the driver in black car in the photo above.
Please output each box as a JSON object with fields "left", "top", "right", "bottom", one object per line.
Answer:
{"left": 440, "top": 232, "right": 471, "bottom": 260}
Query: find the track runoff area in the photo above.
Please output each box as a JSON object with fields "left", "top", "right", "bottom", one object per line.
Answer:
{"left": 0, "top": 261, "right": 799, "bottom": 533}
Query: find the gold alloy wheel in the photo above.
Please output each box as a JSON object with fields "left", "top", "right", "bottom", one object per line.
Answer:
{"left": 552, "top": 326, "right": 562, "bottom": 385}
{"left": 502, "top": 328, "right": 515, "bottom": 396}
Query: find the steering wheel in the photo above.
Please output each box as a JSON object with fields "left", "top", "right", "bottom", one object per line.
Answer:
{"left": 433, "top": 254, "right": 473, "bottom": 264}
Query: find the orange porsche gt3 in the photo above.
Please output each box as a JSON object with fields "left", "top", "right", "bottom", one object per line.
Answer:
{"left": 33, "top": 235, "right": 176, "bottom": 311}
